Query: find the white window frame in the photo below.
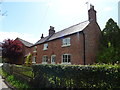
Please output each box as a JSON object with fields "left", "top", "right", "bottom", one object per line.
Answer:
{"left": 51, "top": 55, "right": 56, "bottom": 64}
{"left": 32, "top": 56, "right": 36, "bottom": 64}
{"left": 61, "top": 54, "right": 71, "bottom": 64}
{"left": 42, "top": 55, "right": 48, "bottom": 64}
{"left": 62, "top": 37, "right": 71, "bottom": 47}
{"left": 43, "top": 43, "right": 48, "bottom": 50}
{"left": 33, "top": 46, "right": 37, "bottom": 52}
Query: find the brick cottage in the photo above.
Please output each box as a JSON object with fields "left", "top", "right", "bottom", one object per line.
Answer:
{"left": 30, "top": 5, "right": 101, "bottom": 65}
{"left": 14, "top": 38, "right": 33, "bottom": 64}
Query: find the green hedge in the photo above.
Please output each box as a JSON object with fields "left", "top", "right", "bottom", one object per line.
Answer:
{"left": 32, "top": 64, "right": 120, "bottom": 89}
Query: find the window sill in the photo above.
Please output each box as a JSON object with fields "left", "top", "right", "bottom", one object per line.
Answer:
{"left": 62, "top": 44, "right": 71, "bottom": 47}
{"left": 42, "top": 62, "right": 47, "bottom": 64}
{"left": 61, "top": 62, "right": 71, "bottom": 65}
{"left": 33, "top": 51, "right": 37, "bottom": 53}
{"left": 32, "top": 62, "right": 36, "bottom": 64}
{"left": 43, "top": 49, "right": 48, "bottom": 51}
{"left": 51, "top": 62, "right": 55, "bottom": 64}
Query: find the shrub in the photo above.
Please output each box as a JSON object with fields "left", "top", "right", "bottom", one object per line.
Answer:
{"left": 32, "top": 64, "right": 120, "bottom": 89}
{"left": 25, "top": 53, "right": 32, "bottom": 66}
{"left": 6, "top": 74, "right": 30, "bottom": 89}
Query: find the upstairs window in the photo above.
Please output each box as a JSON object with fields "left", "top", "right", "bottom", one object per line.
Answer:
{"left": 62, "top": 37, "right": 71, "bottom": 47}
{"left": 43, "top": 43, "right": 48, "bottom": 50}
{"left": 62, "top": 54, "right": 71, "bottom": 64}
{"left": 42, "top": 55, "right": 48, "bottom": 64}
{"left": 33, "top": 46, "right": 37, "bottom": 52}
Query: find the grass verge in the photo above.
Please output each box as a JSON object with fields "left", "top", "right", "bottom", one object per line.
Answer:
{"left": 0, "top": 67, "right": 30, "bottom": 89}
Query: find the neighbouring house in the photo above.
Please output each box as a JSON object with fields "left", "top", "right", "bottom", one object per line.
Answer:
{"left": 14, "top": 38, "right": 33, "bottom": 64}
{"left": 31, "top": 5, "right": 101, "bottom": 65}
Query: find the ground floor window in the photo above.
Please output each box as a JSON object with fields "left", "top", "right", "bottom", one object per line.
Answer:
{"left": 62, "top": 54, "right": 71, "bottom": 64}
{"left": 42, "top": 55, "right": 48, "bottom": 64}
{"left": 51, "top": 55, "right": 56, "bottom": 64}
{"left": 32, "top": 56, "right": 36, "bottom": 63}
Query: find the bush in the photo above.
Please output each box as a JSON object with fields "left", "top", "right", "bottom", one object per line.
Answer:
{"left": 32, "top": 64, "right": 120, "bottom": 89}
{"left": 6, "top": 75, "right": 30, "bottom": 89}
{"left": 25, "top": 53, "right": 32, "bottom": 66}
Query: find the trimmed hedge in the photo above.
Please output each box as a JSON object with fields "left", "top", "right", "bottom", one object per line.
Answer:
{"left": 32, "top": 64, "right": 120, "bottom": 89}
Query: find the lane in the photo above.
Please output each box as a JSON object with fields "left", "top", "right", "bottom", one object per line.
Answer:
{"left": 0, "top": 63, "right": 11, "bottom": 90}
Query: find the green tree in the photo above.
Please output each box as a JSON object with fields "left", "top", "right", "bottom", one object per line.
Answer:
{"left": 102, "top": 18, "right": 120, "bottom": 48}
{"left": 97, "top": 18, "right": 120, "bottom": 64}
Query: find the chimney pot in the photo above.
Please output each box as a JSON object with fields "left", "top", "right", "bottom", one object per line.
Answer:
{"left": 41, "top": 34, "right": 44, "bottom": 39}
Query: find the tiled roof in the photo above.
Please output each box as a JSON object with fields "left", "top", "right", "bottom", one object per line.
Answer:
{"left": 16, "top": 38, "right": 33, "bottom": 47}
{"left": 35, "top": 20, "right": 90, "bottom": 45}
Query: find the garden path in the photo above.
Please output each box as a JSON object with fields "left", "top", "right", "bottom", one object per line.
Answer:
{"left": 0, "top": 75, "right": 12, "bottom": 90}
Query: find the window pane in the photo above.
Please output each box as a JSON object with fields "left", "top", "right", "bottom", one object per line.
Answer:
{"left": 42, "top": 56, "right": 48, "bottom": 62}
{"left": 64, "top": 55, "right": 67, "bottom": 62}
{"left": 68, "top": 38, "right": 70, "bottom": 44}
{"left": 65, "top": 39, "right": 67, "bottom": 45}
{"left": 52, "top": 55, "right": 56, "bottom": 62}
{"left": 63, "top": 55, "right": 65, "bottom": 62}
{"left": 65, "top": 55, "right": 67, "bottom": 59}
{"left": 53, "top": 56, "right": 55, "bottom": 62}
{"left": 33, "top": 57, "right": 36, "bottom": 62}
{"left": 63, "top": 39, "right": 66, "bottom": 45}
{"left": 68, "top": 55, "right": 71, "bottom": 62}
{"left": 44, "top": 44, "right": 48, "bottom": 50}
{"left": 46, "top": 56, "right": 48, "bottom": 62}
{"left": 42, "top": 56, "right": 44, "bottom": 62}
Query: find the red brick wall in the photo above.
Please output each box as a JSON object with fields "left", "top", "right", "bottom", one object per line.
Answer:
{"left": 35, "top": 33, "right": 85, "bottom": 65}
{"left": 16, "top": 45, "right": 32, "bottom": 65}
{"left": 84, "top": 22, "right": 101, "bottom": 64}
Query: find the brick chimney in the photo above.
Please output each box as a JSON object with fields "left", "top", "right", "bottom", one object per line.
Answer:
{"left": 41, "top": 34, "right": 44, "bottom": 39}
{"left": 49, "top": 26, "right": 55, "bottom": 36}
{"left": 88, "top": 4, "right": 97, "bottom": 22}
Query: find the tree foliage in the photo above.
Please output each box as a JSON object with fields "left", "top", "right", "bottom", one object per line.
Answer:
{"left": 2, "top": 39, "right": 23, "bottom": 63}
{"left": 97, "top": 18, "right": 120, "bottom": 64}
{"left": 25, "top": 53, "right": 32, "bottom": 66}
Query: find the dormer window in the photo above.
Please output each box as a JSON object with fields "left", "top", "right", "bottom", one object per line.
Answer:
{"left": 43, "top": 43, "right": 48, "bottom": 50}
{"left": 62, "top": 37, "right": 71, "bottom": 47}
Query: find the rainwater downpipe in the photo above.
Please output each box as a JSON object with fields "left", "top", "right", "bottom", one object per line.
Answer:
{"left": 81, "top": 31, "right": 86, "bottom": 65}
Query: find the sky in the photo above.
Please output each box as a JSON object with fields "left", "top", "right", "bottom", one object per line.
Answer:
{"left": 0, "top": 0, "right": 119, "bottom": 43}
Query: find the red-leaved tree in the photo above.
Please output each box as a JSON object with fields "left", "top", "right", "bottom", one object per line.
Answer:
{"left": 2, "top": 39, "right": 23, "bottom": 63}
